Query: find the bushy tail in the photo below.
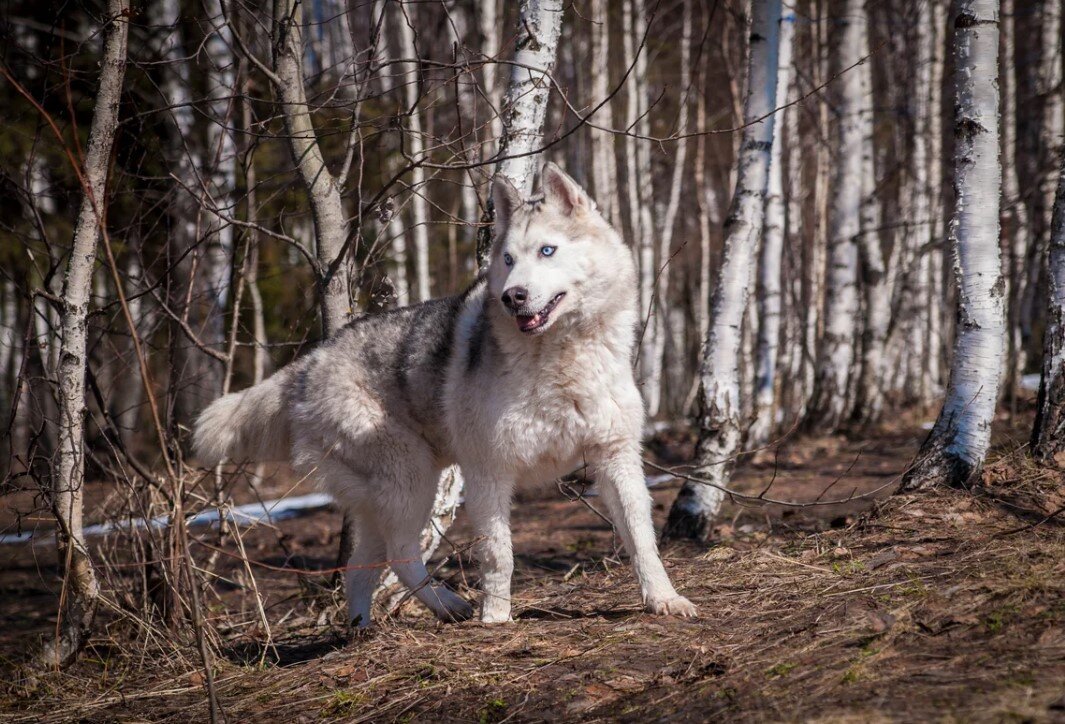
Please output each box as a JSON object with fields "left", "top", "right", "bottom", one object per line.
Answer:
{"left": 193, "top": 370, "right": 291, "bottom": 466}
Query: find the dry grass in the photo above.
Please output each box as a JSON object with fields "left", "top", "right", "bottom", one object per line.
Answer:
{"left": 2, "top": 423, "right": 1064, "bottom": 722}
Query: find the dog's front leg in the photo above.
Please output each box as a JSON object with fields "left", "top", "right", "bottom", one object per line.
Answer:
{"left": 464, "top": 474, "right": 515, "bottom": 623}
{"left": 592, "top": 444, "right": 698, "bottom": 617}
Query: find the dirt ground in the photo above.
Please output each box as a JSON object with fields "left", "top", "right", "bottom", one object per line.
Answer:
{"left": 2, "top": 411, "right": 1064, "bottom": 722}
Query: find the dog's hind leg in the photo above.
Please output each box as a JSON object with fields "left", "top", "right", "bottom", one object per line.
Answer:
{"left": 343, "top": 508, "right": 386, "bottom": 627}
{"left": 375, "top": 458, "right": 473, "bottom": 623}
{"left": 383, "top": 527, "right": 473, "bottom": 622}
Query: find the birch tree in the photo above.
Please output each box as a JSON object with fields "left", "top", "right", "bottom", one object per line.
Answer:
{"left": 806, "top": 0, "right": 864, "bottom": 431}
{"left": 475, "top": 0, "right": 563, "bottom": 264}
{"left": 1032, "top": 152, "right": 1065, "bottom": 462}
{"left": 902, "top": 0, "right": 1004, "bottom": 490}
{"left": 395, "top": 1, "right": 431, "bottom": 302}
{"left": 589, "top": 0, "right": 618, "bottom": 227}
{"left": 647, "top": 0, "right": 693, "bottom": 418}
{"left": 664, "top": 0, "right": 782, "bottom": 541}
{"left": 620, "top": 0, "right": 658, "bottom": 409}
{"left": 750, "top": 7, "right": 796, "bottom": 443}
{"left": 40, "top": 0, "right": 129, "bottom": 668}
{"left": 371, "top": 0, "right": 410, "bottom": 306}
{"left": 271, "top": 0, "right": 353, "bottom": 336}
{"left": 852, "top": 2, "right": 888, "bottom": 426}
{"left": 1001, "top": 0, "right": 1031, "bottom": 395}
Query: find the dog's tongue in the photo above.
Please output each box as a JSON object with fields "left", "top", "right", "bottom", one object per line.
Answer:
{"left": 517, "top": 313, "right": 543, "bottom": 332}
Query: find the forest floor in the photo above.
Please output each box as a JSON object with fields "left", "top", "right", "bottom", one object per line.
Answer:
{"left": 1, "top": 408, "right": 1064, "bottom": 722}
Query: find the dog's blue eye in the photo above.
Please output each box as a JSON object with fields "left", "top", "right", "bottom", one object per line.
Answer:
{"left": 540, "top": 245, "right": 556, "bottom": 257}
{"left": 503, "top": 252, "right": 514, "bottom": 267}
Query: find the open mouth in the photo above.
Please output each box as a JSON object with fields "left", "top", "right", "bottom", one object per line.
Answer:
{"left": 515, "top": 293, "right": 566, "bottom": 334}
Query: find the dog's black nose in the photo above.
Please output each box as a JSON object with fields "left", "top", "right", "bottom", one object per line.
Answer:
{"left": 501, "top": 286, "right": 528, "bottom": 310}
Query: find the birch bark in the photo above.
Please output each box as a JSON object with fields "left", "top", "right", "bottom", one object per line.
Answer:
{"left": 665, "top": 0, "right": 782, "bottom": 541}
{"left": 646, "top": 0, "right": 693, "bottom": 418}
{"left": 40, "top": 0, "right": 129, "bottom": 668}
{"left": 395, "top": 2, "right": 431, "bottom": 301}
{"left": 475, "top": 0, "right": 563, "bottom": 265}
{"left": 1001, "top": 0, "right": 1031, "bottom": 396}
{"left": 589, "top": 0, "right": 618, "bottom": 227}
{"left": 750, "top": 7, "right": 795, "bottom": 443}
{"left": 272, "top": 0, "right": 353, "bottom": 336}
{"left": 1032, "top": 152, "right": 1065, "bottom": 461}
{"left": 852, "top": 3, "right": 888, "bottom": 426}
{"left": 901, "top": 0, "right": 1004, "bottom": 490}
{"left": 806, "top": 0, "right": 863, "bottom": 431}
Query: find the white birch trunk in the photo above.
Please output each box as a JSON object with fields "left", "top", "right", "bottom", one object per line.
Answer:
{"left": 646, "top": 0, "right": 693, "bottom": 418}
{"left": 620, "top": 0, "right": 654, "bottom": 362}
{"left": 853, "top": 7, "right": 888, "bottom": 426}
{"left": 446, "top": 1, "right": 482, "bottom": 239}
{"left": 40, "top": 0, "right": 129, "bottom": 668}
{"left": 203, "top": 0, "right": 236, "bottom": 330}
{"left": 371, "top": 0, "right": 411, "bottom": 307}
{"left": 1033, "top": 151, "right": 1065, "bottom": 461}
{"left": 806, "top": 0, "right": 864, "bottom": 431}
{"left": 1002, "top": 0, "right": 1031, "bottom": 395}
{"left": 925, "top": 0, "right": 948, "bottom": 400}
{"left": 626, "top": 0, "right": 657, "bottom": 407}
{"left": 395, "top": 2, "right": 431, "bottom": 302}
{"left": 493, "top": 0, "right": 563, "bottom": 194}
{"left": 272, "top": 0, "right": 353, "bottom": 336}
{"left": 477, "top": 0, "right": 502, "bottom": 160}
{"left": 476, "top": 0, "right": 563, "bottom": 264}
{"left": 1019, "top": 0, "right": 1063, "bottom": 377}
{"left": 665, "top": 0, "right": 782, "bottom": 540}
{"left": 589, "top": 0, "right": 618, "bottom": 227}
{"left": 902, "top": 0, "right": 1004, "bottom": 490}
{"left": 750, "top": 8, "right": 795, "bottom": 443}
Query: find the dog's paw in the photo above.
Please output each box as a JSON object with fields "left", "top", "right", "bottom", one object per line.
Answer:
{"left": 480, "top": 604, "right": 513, "bottom": 624}
{"left": 440, "top": 598, "right": 476, "bottom": 623}
{"left": 646, "top": 595, "right": 698, "bottom": 618}
{"left": 480, "top": 614, "right": 513, "bottom": 624}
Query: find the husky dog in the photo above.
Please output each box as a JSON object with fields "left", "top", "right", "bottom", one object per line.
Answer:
{"left": 194, "top": 164, "right": 696, "bottom": 626}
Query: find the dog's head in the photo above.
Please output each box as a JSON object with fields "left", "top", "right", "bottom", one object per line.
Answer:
{"left": 487, "top": 163, "right": 634, "bottom": 336}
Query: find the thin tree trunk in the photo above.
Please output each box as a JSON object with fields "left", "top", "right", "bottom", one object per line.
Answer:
{"left": 852, "top": 3, "right": 888, "bottom": 426}
{"left": 477, "top": 0, "right": 502, "bottom": 163}
{"left": 395, "top": 2, "right": 431, "bottom": 302}
{"left": 664, "top": 0, "right": 783, "bottom": 541}
{"left": 446, "top": 1, "right": 482, "bottom": 240}
{"left": 1032, "top": 152, "right": 1065, "bottom": 461}
{"left": 750, "top": 8, "right": 795, "bottom": 443}
{"left": 589, "top": 0, "right": 618, "bottom": 226}
{"left": 39, "top": 0, "right": 129, "bottom": 668}
{"left": 272, "top": 0, "right": 353, "bottom": 336}
{"left": 624, "top": 0, "right": 657, "bottom": 408}
{"left": 371, "top": 0, "right": 411, "bottom": 306}
{"left": 1002, "top": 0, "right": 1031, "bottom": 399}
{"left": 647, "top": 0, "right": 693, "bottom": 418}
{"left": 1017, "top": 0, "right": 1062, "bottom": 386}
{"left": 806, "top": 0, "right": 864, "bottom": 432}
{"left": 925, "top": 0, "right": 948, "bottom": 401}
{"left": 901, "top": 0, "right": 1004, "bottom": 491}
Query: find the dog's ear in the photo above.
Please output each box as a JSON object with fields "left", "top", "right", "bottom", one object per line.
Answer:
{"left": 492, "top": 175, "right": 523, "bottom": 237}
{"left": 541, "top": 162, "right": 591, "bottom": 216}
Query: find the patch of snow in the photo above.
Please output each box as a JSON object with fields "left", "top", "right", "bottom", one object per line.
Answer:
{"left": 1, "top": 493, "right": 335, "bottom": 547}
